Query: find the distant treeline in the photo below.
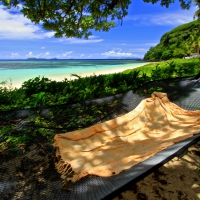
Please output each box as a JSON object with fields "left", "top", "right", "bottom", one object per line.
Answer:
{"left": 144, "top": 19, "right": 200, "bottom": 61}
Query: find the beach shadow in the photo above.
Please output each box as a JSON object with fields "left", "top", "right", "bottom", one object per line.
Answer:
{"left": 106, "top": 149, "right": 200, "bottom": 200}
{"left": 1, "top": 75, "right": 200, "bottom": 199}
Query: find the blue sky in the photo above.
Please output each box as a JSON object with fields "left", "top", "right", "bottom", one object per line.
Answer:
{"left": 0, "top": 0, "right": 197, "bottom": 59}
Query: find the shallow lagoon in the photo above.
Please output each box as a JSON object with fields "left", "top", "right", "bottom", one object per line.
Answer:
{"left": 0, "top": 59, "right": 147, "bottom": 87}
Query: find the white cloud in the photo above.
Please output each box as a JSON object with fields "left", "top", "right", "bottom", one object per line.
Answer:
{"left": 58, "top": 36, "right": 103, "bottom": 44}
{"left": 101, "top": 49, "right": 142, "bottom": 58}
{"left": 87, "top": 35, "right": 99, "bottom": 39}
{"left": 25, "top": 52, "right": 34, "bottom": 57}
{"left": 129, "top": 48, "right": 149, "bottom": 53}
{"left": 87, "top": 54, "right": 99, "bottom": 58}
{"left": 60, "top": 51, "right": 73, "bottom": 57}
{"left": 41, "top": 47, "right": 45, "bottom": 49}
{"left": 68, "top": 38, "right": 103, "bottom": 44}
{"left": 24, "top": 51, "right": 74, "bottom": 59}
{"left": 25, "top": 52, "right": 48, "bottom": 58}
{"left": 0, "top": 5, "right": 55, "bottom": 40}
{"left": 80, "top": 54, "right": 84, "bottom": 57}
{"left": 150, "top": 13, "right": 192, "bottom": 25}
{"left": 11, "top": 52, "right": 20, "bottom": 57}
{"left": 127, "top": 8, "right": 196, "bottom": 26}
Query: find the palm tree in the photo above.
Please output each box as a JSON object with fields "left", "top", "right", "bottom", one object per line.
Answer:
{"left": 188, "top": 30, "right": 200, "bottom": 57}
{"left": 193, "top": 0, "right": 200, "bottom": 19}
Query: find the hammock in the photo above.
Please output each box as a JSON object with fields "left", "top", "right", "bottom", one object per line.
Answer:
{"left": 54, "top": 92, "right": 200, "bottom": 185}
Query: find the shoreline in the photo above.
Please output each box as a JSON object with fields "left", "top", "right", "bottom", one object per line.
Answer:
{"left": 8, "top": 63, "right": 148, "bottom": 88}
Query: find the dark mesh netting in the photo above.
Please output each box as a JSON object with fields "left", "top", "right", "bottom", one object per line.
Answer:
{"left": 1, "top": 74, "right": 200, "bottom": 200}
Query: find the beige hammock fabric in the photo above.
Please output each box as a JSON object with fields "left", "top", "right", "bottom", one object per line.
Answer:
{"left": 53, "top": 92, "right": 200, "bottom": 184}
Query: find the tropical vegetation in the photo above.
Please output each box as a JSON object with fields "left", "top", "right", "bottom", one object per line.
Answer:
{"left": 1, "top": 0, "right": 200, "bottom": 155}
{"left": 1, "top": 58, "right": 200, "bottom": 153}
{"left": 144, "top": 19, "right": 200, "bottom": 61}
{"left": 0, "top": 58, "right": 199, "bottom": 111}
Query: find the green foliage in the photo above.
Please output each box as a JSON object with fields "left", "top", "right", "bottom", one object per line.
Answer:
{"left": 144, "top": 20, "right": 200, "bottom": 61}
{"left": 124, "top": 58, "right": 200, "bottom": 80}
{"left": 187, "top": 29, "right": 200, "bottom": 55}
{"left": 0, "top": 124, "right": 32, "bottom": 152}
{"left": 173, "top": 48, "right": 186, "bottom": 58}
{"left": 1, "top": 0, "right": 131, "bottom": 38}
{"left": 0, "top": 58, "right": 200, "bottom": 153}
{"left": 0, "top": 58, "right": 199, "bottom": 111}
{"left": 193, "top": 0, "right": 200, "bottom": 19}
{"left": 149, "top": 60, "right": 196, "bottom": 80}
{"left": 0, "top": 79, "right": 22, "bottom": 109}
{"left": 143, "top": 0, "right": 192, "bottom": 9}
{"left": 160, "top": 50, "right": 173, "bottom": 60}
{"left": 143, "top": 0, "right": 199, "bottom": 21}
{"left": 1, "top": 0, "right": 198, "bottom": 38}
{"left": 144, "top": 45, "right": 165, "bottom": 61}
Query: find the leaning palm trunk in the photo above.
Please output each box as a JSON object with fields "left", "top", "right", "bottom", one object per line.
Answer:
{"left": 193, "top": 0, "right": 200, "bottom": 20}
{"left": 54, "top": 92, "right": 200, "bottom": 185}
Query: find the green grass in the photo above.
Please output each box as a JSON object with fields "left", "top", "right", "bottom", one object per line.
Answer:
{"left": 123, "top": 58, "right": 200, "bottom": 77}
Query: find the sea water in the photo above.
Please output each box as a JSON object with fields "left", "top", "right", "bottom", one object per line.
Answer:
{"left": 0, "top": 59, "right": 147, "bottom": 87}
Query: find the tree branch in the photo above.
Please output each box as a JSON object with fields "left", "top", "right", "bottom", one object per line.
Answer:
{"left": 108, "top": 0, "right": 121, "bottom": 9}
{"left": 66, "top": 0, "right": 76, "bottom": 15}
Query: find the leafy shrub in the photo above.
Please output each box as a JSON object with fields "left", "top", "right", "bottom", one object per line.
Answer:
{"left": 0, "top": 58, "right": 199, "bottom": 111}
{"left": 161, "top": 50, "right": 173, "bottom": 60}
{"left": 144, "top": 19, "right": 200, "bottom": 61}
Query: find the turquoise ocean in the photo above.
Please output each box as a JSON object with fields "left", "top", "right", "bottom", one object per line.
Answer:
{"left": 0, "top": 59, "right": 147, "bottom": 87}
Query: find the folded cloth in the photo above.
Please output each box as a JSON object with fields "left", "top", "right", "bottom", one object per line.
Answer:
{"left": 53, "top": 92, "right": 200, "bottom": 184}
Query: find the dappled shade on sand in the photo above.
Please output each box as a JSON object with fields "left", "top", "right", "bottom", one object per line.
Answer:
{"left": 53, "top": 92, "right": 200, "bottom": 184}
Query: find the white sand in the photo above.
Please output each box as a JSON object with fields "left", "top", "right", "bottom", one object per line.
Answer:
{"left": 9, "top": 63, "right": 148, "bottom": 88}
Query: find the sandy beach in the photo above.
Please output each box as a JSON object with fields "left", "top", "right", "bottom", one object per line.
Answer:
{"left": 109, "top": 141, "right": 200, "bottom": 200}
{"left": 75, "top": 65, "right": 144, "bottom": 77}
{"left": 7, "top": 63, "right": 147, "bottom": 88}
